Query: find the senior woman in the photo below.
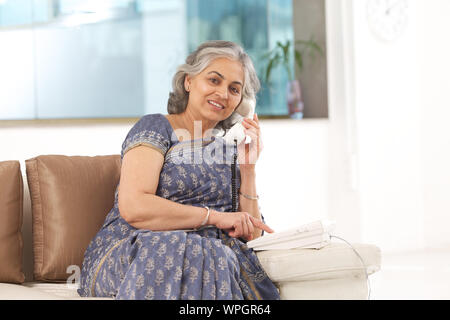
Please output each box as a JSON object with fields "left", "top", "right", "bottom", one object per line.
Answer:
{"left": 77, "top": 40, "right": 280, "bottom": 300}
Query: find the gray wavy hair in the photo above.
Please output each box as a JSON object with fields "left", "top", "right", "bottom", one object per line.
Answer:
{"left": 167, "top": 40, "right": 260, "bottom": 132}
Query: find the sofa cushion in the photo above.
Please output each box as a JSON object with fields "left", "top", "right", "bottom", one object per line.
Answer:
{"left": 25, "top": 155, "right": 121, "bottom": 281}
{"left": 276, "top": 276, "right": 370, "bottom": 300}
{"left": 256, "top": 242, "right": 381, "bottom": 282}
{"left": 0, "top": 283, "right": 63, "bottom": 300}
{"left": 0, "top": 282, "right": 113, "bottom": 300}
{"left": 23, "top": 282, "right": 113, "bottom": 300}
{"left": 0, "top": 161, "right": 25, "bottom": 284}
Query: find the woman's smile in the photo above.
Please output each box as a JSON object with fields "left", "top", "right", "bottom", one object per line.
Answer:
{"left": 207, "top": 99, "right": 225, "bottom": 110}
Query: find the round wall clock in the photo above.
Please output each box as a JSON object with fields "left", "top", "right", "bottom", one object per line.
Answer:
{"left": 366, "top": 0, "right": 409, "bottom": 42}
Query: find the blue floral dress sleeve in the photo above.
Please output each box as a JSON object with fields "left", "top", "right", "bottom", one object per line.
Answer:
{"left": 121, "top": 114, "right": 173, "bottom": 159}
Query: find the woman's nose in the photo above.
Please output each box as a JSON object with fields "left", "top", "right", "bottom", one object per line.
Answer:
{"left": 216, "top": 85, "right": 228, "bottom": 99}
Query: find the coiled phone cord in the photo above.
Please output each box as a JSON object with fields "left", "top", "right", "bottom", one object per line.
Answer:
{"left": 231, "top": 139, "right": 238, "bottom": 213}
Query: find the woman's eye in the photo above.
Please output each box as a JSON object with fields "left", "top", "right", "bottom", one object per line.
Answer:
{"left": 231, "top": 87, "right": 240, "bottom": 94}
{"left": 209, "top": 78, "right": 219, "bottom": 84}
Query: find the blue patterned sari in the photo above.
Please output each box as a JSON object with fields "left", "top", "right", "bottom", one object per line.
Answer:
{"left": 77, "top": 113, "right": 280, "bottom": 300}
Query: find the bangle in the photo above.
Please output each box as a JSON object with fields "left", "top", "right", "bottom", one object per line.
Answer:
{"left": 239, "top": 192, "right": 259, "bottom": 200}
{"left": 199, "top": 206, "right": 210, "bottom": 228}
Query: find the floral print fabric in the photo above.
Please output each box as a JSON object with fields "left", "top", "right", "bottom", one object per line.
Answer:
{"left": 77, "top": 113, "right": 280, "bottom": 300}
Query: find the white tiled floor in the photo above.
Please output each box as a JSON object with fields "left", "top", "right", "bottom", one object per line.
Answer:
{"left": 369, "top": 248, "right": 450, "bottom": 300}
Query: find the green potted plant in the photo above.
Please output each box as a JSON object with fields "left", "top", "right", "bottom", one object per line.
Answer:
{"left": 262, "top": 37, "right": 324, "bottom": 118}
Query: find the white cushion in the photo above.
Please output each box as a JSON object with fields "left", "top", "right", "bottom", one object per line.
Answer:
{"left": 256, "top": 242, "right": 381, "bottom": 282}
{"left": 256, "top": 242, "right": 381, "bottom": 300}
{"left": 0, "top": 283, "right": 64, "bottom": 300}
{"left": 277, "top": 277, "right": 369, "bottom": 300}
{"left": 0, "top": 282, "right": 112, "bottom": 300}
{"left": 23, "top": 282, "right": 112, "bottom": 300}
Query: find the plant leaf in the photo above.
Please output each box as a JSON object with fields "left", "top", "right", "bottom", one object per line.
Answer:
{"left": 265, "top": 53, "right": 281, "bottom": 83}
{"left": 260, "top": 50, "right": 274, "bottom": 60}
{"left": 295, "top": 40, "right": 310, "bottom": 47}
{"left": 282, "top": 40, "right": 290, "bottom": 62}
{"left": 294, "top": 49, "right": 303, "bottom": 73}
{"left": 311, "top": 42, "right": 324, "bottom": 56}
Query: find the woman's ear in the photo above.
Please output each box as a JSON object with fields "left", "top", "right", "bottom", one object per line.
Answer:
{"left": 184, "top": 75, "right": 191, "bottom": 92}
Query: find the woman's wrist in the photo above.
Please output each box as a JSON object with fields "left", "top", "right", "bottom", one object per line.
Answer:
{"left": 239, "top": 191, "right": 259, "bottom": 200}
{"left": 239, "top": 168, "right": 257, "bottom": 200}
{"left": 208, "top": 209, "right": 220, "bottom": 226}
{"left": 239, "top": 166, "right": 256, "bottom": 177}
{"left": 199, "top": 206, "right": 210, "bottom": 228}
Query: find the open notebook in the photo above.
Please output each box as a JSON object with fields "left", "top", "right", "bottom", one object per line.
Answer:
{"left": 247, "top": 220, "right": 336, "bottom": 251}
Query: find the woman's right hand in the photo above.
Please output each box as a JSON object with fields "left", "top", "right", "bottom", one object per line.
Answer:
{"left": 209, "top": 210, "right": 274, "bottom": 241}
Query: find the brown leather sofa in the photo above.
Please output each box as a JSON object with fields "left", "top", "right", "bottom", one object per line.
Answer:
{"left": 0, "top": 156, "right": 381, "bottom": 300}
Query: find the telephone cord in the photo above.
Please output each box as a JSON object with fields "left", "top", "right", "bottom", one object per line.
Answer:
{"left": 329, "top": 235, "right": 372, "bottom": 300}
{"left": 231, "top": 139, "right": 238, "bottom": 212}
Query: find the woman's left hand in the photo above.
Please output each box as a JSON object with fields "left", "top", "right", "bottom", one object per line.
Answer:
{"left": 237, "top": 113, "right": 263, "bottom": 170}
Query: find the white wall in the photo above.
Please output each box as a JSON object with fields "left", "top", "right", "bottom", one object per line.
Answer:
{"left": 418, "top": 0, "right": 450, "bottom": 249}
{"left": 258, "top": 119, "right": 329, "bottom": 231}
{"left": 326, "top": 0, "right": 450, "bottom": 253}
{"left": 325, "top": 0, "right": 362, "bottom": 243}
{"left": 352, "top": 0, "right": 424, "bottom": 252}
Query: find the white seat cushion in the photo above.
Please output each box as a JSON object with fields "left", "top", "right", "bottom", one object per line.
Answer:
{"left": 256, "top": 242, "right": 381, "bottom": 282}
{"left": 278, "top": 277, "right": 370, "bottom": 300}
{"left": 256, "top": 242, "right": 381, "bottom": 300}
{"left": 23, "top": 282, "right": 113, "bottom": 300}
{"left": 0, "top": 282, "right": 112, "bottom": 300}
{"left": 0, "top": 283, "right": 64, "bottom": 300}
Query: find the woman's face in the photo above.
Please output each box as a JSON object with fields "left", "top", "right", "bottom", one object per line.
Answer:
{"left": 185, "top": 57, "right": 244, "bottom": 122}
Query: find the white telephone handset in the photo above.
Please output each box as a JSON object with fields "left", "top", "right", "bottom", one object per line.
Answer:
{"left": 223, "top": 97, "right": 256, "bottom": 145}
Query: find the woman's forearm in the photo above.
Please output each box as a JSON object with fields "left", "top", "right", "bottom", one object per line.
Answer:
{"left": 119, "top": 192, "right": 208, "bottom": 231}
{"left": 238, "top": 168, "right": 263, "bottom": 239}
{"left": 118, "top": 169, "right": 263, "bottom": 236}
